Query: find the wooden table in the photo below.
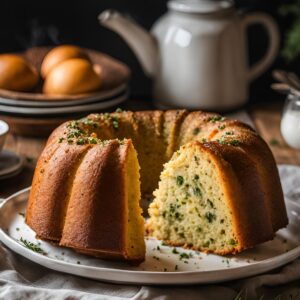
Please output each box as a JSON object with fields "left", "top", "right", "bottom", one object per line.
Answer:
{"left": 1, "top": 100, "right": 299, "bottom": 199}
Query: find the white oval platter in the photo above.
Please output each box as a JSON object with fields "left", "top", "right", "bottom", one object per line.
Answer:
{"left": 0, "top": 166, "right": 299, "bottom": 285}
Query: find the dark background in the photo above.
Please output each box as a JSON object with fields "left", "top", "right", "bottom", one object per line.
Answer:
{"left": 0, "top": 0, "right": 297, "bottom": 104}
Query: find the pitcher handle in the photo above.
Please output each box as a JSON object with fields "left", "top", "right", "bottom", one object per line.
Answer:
{"left": 242, "top": 12, "right": 280, "bottom": 82}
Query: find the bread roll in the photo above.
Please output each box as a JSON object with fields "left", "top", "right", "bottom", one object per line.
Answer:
{"left": 0, "top": 54, "right": 39, "bottom": 92}
{"left": 41, "top": 45, "right": 90, "bottom": 78}
{"left": 43, "top": 58, "right": 102, "bottom": 95}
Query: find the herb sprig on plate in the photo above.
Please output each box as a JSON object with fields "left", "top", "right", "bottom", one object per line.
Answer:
{"left": 19, "top": 237, "right": 46, "bottom": 254}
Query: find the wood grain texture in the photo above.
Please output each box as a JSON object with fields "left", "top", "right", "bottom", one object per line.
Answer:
{"left": 250, "top": 102, "right": 300, "bottom": 166}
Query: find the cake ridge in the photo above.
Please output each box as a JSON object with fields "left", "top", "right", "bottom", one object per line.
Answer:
{"left": 26, "top": 143, "right": 92, "bottom": 242}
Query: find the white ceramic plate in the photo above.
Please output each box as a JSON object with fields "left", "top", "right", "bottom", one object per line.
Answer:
{"left": 0, "top": 166, "right": 299, "bottom": 285}
{"left": 0, "top": 84, "right": 127, "bottom": 108}
{"left": 0, "top": 90, "right": 128, "bottom": 116}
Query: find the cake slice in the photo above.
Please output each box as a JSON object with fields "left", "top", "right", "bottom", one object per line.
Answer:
{"left": 27, "top": 139, "right": 145, "bottom": 263}
{"left": 147, "top": 141, "right": 274, "bottom": 255}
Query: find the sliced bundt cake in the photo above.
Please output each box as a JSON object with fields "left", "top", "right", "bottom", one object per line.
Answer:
{"left": 26, "top": 109, "right": 288, "bottom": 261}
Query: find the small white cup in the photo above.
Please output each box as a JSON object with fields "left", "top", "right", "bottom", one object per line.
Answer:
{"left": 281, "top": 93, "right": 300, "bottom": 149}
{"left": 0, "top": 120, "right": 9, "bottom": 153}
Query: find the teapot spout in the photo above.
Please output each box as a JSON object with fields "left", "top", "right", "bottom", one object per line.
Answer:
{"left": 99, "top": 10, "right": 158, "bottom": 77}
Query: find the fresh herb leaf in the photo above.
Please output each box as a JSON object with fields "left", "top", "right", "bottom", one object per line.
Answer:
{"left": 176, "top": 176, "right": 184, "bottom": 186}
{"left": 172, "top": 248, "right": 179, "bottom": 254}
{"left": 179, "top": 252, "right": 190, "bottom": 260}
{"left": 269, "top": 138, "right": 280, "bottom": 146}
{"left": 193, "top": 127, "right": 200, "bottom": 135}
{"left": 209, "top": 116, "right": 225, "bottom": 123}
{"left": 205, "top": 212, "right": 216, "bottom": 223}
{"left": 20, "top": 237, "right": 45, "bottom": 254}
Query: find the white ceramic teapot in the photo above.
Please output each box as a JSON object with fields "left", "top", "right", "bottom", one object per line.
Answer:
{"left": 99, "top": 0, "right": 279, "bottom": 110}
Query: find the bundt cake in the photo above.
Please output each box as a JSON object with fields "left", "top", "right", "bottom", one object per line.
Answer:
{"left": 26, "top": 109, "right": 288, "bottom": 261}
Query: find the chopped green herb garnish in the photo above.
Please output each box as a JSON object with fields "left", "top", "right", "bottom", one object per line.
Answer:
{"left": 19, "top": 212, "right": 25, "bottom": 217}
{"left": 76, "top": 138, "right": 85, "bottom": 145}
{"left": 229, "top": 140, "right": 240, "bottom": 146}
{"left": 115, "top": 108, "right": 123, "bottom": 113}
{"left": 176, "top": 176, "right": 184, "bottom": 186}
{"left": 172, "top": 248, "right": 179, "bottom": 254}
{"left": 58, "top": 137, "right": 64, "bottom": 143}
{"left": 218, "top": 124, "right": 226, "bottom": 130}
{"left": 88, "top": 138, "right": 98, "bottom": 144}
{"left": 194, "top": 175, "right": 199, "bottom": 180}
{"left": 205, "top": 212, "right": 216, "bottom": 223}
{"left": 20, "top": 237, "right": 45, "bottom": 254}
{"left": 81, "top": 118, "right": 98, "bottom": 128}
{"left": 174, "top": 212, "right": 183, "bottom": 221}
{"left": 16, "top": 227, "right": 20, "bottom": 231}
{"left": 179, "top": 253, "right": 190, "bottom": 260}
{"left": 209, "top": 116, "right": 225, "bottom": 123}
{"left": 203, "top": 241, "right": 210, "bottom": 247}
{"left": 229, "top": 239, "right": 237, "bottom": 246}
{"left": 225, "top": 131, "right": 234, "bottom": 135}
{"left": 169, "top": 203, "right": 176, "bottom": 213}
{"left": 217, "top": 137, "right": 227, "bottom": 145}
{"left": 207, "top": 199, "right": 214, "bottom": 208}
{"left": 104, "top": 112, "right": 110, "bottom": 119}
{"left": 193, "top": 187, "right": 202, "bottom": 197}
{"left": 67, "top": 121, "right": 79, "bottom": 129}
{"left": 193, "top": 127, "right": 200, "bottom": 135}
{"left": 201, "top": 138, "right": 207, "bottom": 143}
{"left": 112, "top": 116, "right": 119, "bottom": 129}
{"left": 269, "top": 138, "right": 280, "bottom": 146}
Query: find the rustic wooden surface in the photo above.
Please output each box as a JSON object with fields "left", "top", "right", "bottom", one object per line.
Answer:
{"left": 250, "top": 101, "right": 300, "bottom": 165}
{"left": 0, "top": 101, "right": 299, "bottom": 199}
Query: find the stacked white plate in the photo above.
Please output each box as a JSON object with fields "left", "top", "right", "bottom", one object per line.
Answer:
{"left": 0, "top": 84, "right": 129, "bottom": 118}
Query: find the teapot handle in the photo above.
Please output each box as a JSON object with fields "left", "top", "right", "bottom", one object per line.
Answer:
{"left": 242, "top": 12, "right": 280, "bottom": 82}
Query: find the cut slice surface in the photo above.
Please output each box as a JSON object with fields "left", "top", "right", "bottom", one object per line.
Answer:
{"left": 122, "top": 140, "right": 145, "bottom": 261}
{"left": 148, "top": 142, "right": 238, "bottom": 254}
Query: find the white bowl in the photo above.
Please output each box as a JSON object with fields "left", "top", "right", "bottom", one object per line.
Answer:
{"left": 0, "top": 120, "right": 9, "bottom": 152}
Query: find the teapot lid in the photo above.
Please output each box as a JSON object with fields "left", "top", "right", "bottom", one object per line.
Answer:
{"left": 168, "top": 0, "right": 233, "bottom": 14}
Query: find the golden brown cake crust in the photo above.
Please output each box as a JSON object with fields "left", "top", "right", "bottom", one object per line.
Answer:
{"left": 26, "top": 109, "right": 288, "bottom": 259}
{"left": 60, "top": 141, "right": 127, "bottom": 252}
{"left": 202, "top": 141, "right": 275, "bottom": 251}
